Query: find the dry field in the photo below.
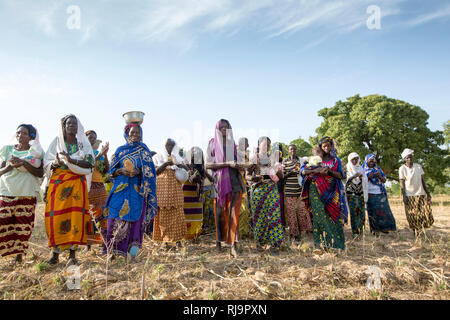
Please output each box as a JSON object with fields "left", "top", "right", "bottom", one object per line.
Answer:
{"left": 0, "top": 196, "right": 448, "bottom": 300}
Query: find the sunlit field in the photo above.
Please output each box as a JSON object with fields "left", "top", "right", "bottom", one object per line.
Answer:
{"left": 0, "top": 196, "right": 448, "bottom": 300}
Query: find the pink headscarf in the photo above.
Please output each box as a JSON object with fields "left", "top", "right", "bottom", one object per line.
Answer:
{"left": 207, "top": 120, "right": 240, "bottom": 207}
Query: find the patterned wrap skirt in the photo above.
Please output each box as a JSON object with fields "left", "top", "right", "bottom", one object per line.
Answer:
{"left": 308, "top": 182, "right": 345, "bottom": 250}
{"left": 285, "top": 195, "right": 313, "bottom": 235}
{"left": 404, "top": 195, "right": 434, "bottom": 230}
{"left": 201, "top": 186, "right": 215, "bottom": 234}
{"left": 238, "top": 193, "right": 251, "bottom": 238}
{"left": 347, "top": 194, "right": 366, "bottom": 235}
{"left": 0, "top": 196, "right": 36, "bottom": 257}
{"left": 87, "top": 182, "right": 108, "bottom": 245}
{"left": 250, "top": 182, "right": 284, "bottom": 248}
{"left": 45, "top": 168, "right": 90, "bottom": 252}
{"left": 153, "top": 169, "right": 186, "bottom": 242}
{"left": 366, "top": 193, "right": 397, "bottom": 233}
{"left": 183, "top": 182, "right": 203, "bottom": 240}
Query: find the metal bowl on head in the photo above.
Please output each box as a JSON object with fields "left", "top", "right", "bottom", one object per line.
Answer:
{"left": 123, "top": 111, "right": 145, "bottom": 125}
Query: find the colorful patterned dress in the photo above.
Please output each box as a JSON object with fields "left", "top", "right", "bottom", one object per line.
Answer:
{"left": 346, "top": 179, "right": 366, "bottom": 235}
{"left": 183, "top": 179, "right": 203, "bottom": 240}
{"left": 86, "top": 150, "right": 108, "bottom": 245}
{"left": 250, "top": 181, "right": 284, "bottom": 248}
{"left": 153, "top": 169, "right": 187, "bottom": 243}
{"left": 301, "top": 158, "right": 348, "bottom": 250}
{"left": 201, "top": 184, "right": 215, "bottom": 234}
{"left": 45, "top": 143, "right": 94, "bottom": 253}
{"left": 0, "top": 145, "right": 42, "bottom": 257}
{"left": 283, "top": 157, "right": 313, "bottom": 235}
{"left": 399, "top": 163, "right": 433, "bottom": 231}
{"left": 104, "top": 140, "right": 157, "bottom": 257}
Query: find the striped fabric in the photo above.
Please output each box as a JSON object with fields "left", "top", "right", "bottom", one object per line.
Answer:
{"left": 183, "top": 182, "right": 203, "bottom": 239}
{"left": 282, "top": 158, "right": 302, "bottom": 197}
{"left": 0, "top": 196, "right": 36, "bottom": 256}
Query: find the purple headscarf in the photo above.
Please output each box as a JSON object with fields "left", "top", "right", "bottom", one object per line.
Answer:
{"left": 207, "top": 120, "right": 240, "bottom": 207}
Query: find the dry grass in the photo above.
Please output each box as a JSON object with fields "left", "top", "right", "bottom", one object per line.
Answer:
{"left": 0, "top": 196, "right": 448, "bottom": 300}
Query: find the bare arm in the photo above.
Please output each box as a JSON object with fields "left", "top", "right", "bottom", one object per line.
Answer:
{"left": 0, "top": 161, "right": 13, "bottom": 177}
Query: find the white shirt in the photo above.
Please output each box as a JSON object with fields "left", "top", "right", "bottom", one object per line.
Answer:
{"left": 368, "top": 180, "right": 382, "bottom": 195}
{"left": 399, "top": 163, "right": 426, "bottom": 196}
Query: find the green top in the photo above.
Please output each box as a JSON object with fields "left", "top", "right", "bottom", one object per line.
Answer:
{"left": 59, "top": 142, "right": 95, "bottom": 170}
{"left": 0, "top": 145, "right": 43, "bottom": 198}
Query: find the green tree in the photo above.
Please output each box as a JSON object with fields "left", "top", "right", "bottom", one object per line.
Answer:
{"left": 289, "top": 137, "right": 312, "bottom": 157}
{"left": 444, "top": 120, "right": 450, "bottom": 149}
{"left": 312, "top": 94, "right": 449, "bottom": 190}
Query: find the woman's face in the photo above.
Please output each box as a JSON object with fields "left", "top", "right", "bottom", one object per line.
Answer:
{"left": 16, "top": 126, "right": 31, "bottom": 145}
{"left": 368, "top": 158, "right": 376, "bottom": 168}
{"left": 219, "top": 121, "right": 229, "bottom": 138}
{"left": 128, "top": 126, "right": 141, "bottom": 143}
{"left": 65, "top": 117, "right": 78, "bottom": 136}
{"left": 405, "top": 154, "right": 413, "bottom": 166}
{"left": 87, "top": 132, "right": 97, "bottom": 146}
{"left": 321, "top": 142, "right": 332, "bottom": 155}
{"left": 289, "top": 145, "right": 297, "bottom": 157}
{"left": 351, "top": 157, "right": 359, "bottom": 166}
{"left": 259, "top": 139, "right": 271, "bottom": 154}
{"left": 165, "top": 140, "right": 175, "bottom": 154}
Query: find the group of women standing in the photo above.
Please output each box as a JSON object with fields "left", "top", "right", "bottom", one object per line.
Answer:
{"left": 0, "top": 116, "right": 436, "bottom": 266}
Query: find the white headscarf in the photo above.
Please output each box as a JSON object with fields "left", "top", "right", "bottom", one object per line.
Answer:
{"left": 154, "top": 138, "right": 186, "bottom": 170}
{"left": 346, "top": 152, "right": 368, "bottom": 203}
{"left": 43, "top": 115, "right": 95, "bottom": 190}
{"left": 401, "top": 148, "right": 414, "bottom": 160}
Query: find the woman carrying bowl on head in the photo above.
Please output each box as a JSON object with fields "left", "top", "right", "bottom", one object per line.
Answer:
{"left": 103, "top": 122, "right": 157, "bottom": 261}
{"left": 43, "top": 115, "right": 95, "bottom": 266}
{"left": 0, "top": 124, "right": 44, "bottom": 265}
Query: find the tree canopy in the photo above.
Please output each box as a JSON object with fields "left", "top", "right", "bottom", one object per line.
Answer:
{"left": 307, "top": 94, "right": 449, "bottom": 189}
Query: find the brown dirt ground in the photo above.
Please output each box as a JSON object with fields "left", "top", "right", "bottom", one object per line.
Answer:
{"left": 0, "top": 196, "right": 448, "bottom": 300}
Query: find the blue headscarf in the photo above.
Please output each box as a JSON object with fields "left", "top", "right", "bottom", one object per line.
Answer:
{"left": 363, "top": 154, "right": 387, "bottom": 195}
{"left": 106, "top": 124, "right": 157, "bottom": 225}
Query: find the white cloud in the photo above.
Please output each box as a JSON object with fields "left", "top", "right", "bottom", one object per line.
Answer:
{"left": 3, "top": 0, "right": 449, "bottom": 51}
{"left": 406, "top": 5, "right": 450, "bottom": 27}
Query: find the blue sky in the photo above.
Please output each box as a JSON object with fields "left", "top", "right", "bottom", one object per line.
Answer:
{"left": 0, "top": 0, "right": 449, "bottom": 156}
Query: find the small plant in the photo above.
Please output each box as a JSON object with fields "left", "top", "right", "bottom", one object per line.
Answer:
{"left": 439, "top": 283, "right": 447, "bottom": 291}
{"left": 53, "top": 275, "right": 64, "bottom": 285}
{"left": 209, "top": 290, "right": 219, "bottom": 300}
{"left": 370, "top": 290, "right": 379, "bottom": 299}
{"left": 199, "top": 254, "right": 206, "bottom": 263}
{"left": 35, "top": 262, "right": 50, "bottom": 272}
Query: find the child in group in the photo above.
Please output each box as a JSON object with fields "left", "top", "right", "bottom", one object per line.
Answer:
{"left": 304, "top": 146, "right": 324, "bottom": 171}
{"left": 15, "top": 140, "right": 44, "bottom": 172}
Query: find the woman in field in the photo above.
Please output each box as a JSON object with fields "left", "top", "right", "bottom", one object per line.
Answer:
{"left": 103, "top": 123, "right": 157, "bottom": 261}
{"left": 44, "top": 115, "right": 95, "bottom": 265}
{"left": 301, "top": 137, "right": 348, "bottom": 251}
{"left": 237, "top": 137, "right": 252, "bottom": 240}
{"left": 0, "top": 124, "right": 44, "bottom": 264}
{"left": 363, "top": 154, "right": 397, "bottom": 235}
{"left": 345, "top": 152, "right": 368, "bottom": 237}
{"left": 399, "top": 149, "right": 433, "bottom": 237}
{"left": 206, "top": 119, "right": 245, "bottom": 257}
{"left": 201, "top": 169, "right": 215, "bottom": 235}
{"left": 84, "top": 130, "right": 110, "bottom": 251}
{"left": 183, "top": 147, "right": 213, "bottom": 241}
{"left": 246, "top": 137, "right": 284, "bottom": 255}
{"left": 282, "top": 144, "right": 312, "bottom": 241}
{"left": 153, "top": 139, "right": 189, "bottom": 249}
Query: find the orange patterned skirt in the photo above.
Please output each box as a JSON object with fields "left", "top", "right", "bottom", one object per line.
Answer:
{"left": 45, "top": 168, "right": 90, "bottom": 251}
{"left": 153, "top": 169, "right": 186, "bottom": 242}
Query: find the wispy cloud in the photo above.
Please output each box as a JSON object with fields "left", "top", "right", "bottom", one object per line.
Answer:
{"left": 406, "top": 4, "right": 450, "bottom": 27}
{"left": 2, "top": 0, "right": 449, "bottom": 51}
